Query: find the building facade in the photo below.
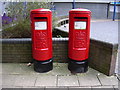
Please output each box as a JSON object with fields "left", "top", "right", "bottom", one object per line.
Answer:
{"left": 1, "top": 0, "right": 120, "bottom": 19}
{"left": 52, "top": 0, "right": 120, "bottom": 19}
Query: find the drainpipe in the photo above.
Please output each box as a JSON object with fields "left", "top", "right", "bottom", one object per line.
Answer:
{"left": 113, "top": 0, "right": 116, "bottom": 21}
{"left": 72, "top": 0, "right": 75, "bottom": 9}
{"left": 107, "top": 2, "right": 110, "bottom": 19}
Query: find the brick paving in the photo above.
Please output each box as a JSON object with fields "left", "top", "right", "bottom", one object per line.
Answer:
{"left": 1, "top": 63, "right": 119, "bottom": 90}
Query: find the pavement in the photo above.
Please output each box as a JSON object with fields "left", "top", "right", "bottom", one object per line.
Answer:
{"left": 1, "top": 63, "right": 120, "bottom": 90}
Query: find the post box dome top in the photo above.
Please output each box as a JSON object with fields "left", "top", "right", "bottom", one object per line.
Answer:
{"left": 31, "top": 8, "right": 51, "bottom": 13}
{"left": 70, "top": 8, "right": 91, "bottom": 13}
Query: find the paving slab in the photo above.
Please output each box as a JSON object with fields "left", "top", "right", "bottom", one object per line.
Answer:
{"left": 2, "top": 63, "right": 57, "bottom": 76}
{"left": 97, "top": 74, "right": 118, "bottom": 86}
{"left": 1, "top": 63, "right": 99, "bottom": 76}
{"left": 2, "top": 75, "right": 17, "bottom": 86}
{"left": 18, "top": 64, "right": 67, "bottom": 76}
{"left": 16, "top": 64, "right": 34, "bottom": 75}
{"left": 92, "top": 86, "right": 114, "bottom": 90}
{"left": 58, "top": 76, "right": 79, "bottom": 86}
{"left": 22, "top": 88, "right": 45, "bottom": 90}
{"left": 1, "top": 63, "right": 119, "bottom": 88}
{"left": 113, "top": 85, "right": 119, "bottom": 90}
{"left": 2, "top": 64, "right": 20, "bottom": 75}
{"left": 14, "top": 75, "right": 37, "bottom": 87}
{"left": 2, "top": 88, "right": 22, "bottom": 90}
{"left": 2, "top": 88, "right": 44, "bottom": 90}
{"left": 77, "top": 68, "right": 102, "bottom": 76}
{"left": 40, "top": 63, "right": 71, "bottom": 76}
{"left": 45, "top": 87, "right": 68, "bottom": 90}
{"left": 78, "top": 74, "right": 101, "bottom": 86}
{"left": 2, "top": 63, "right": 38, "bottom": 75}
{"left": 2, "top": 85, "right": 22, "bottom": 89}
{"left": 68, "top": 87, "right": 91, "bottom": 90}
{"left": 35, "top": 76, "right": 57, "bottom": 87}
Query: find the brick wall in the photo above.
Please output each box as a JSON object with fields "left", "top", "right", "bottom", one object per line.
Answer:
{"left": 1, "top": 38, "right": 118, "bottom": 76}
{"left": 89, "top": 39, "right": 118, "bottom": 76}
{"left": 53, "top": 38, "right": 69, "bottom": 63}
{"left": 2, "top": 38, "right": 69, "bottom": 63}
{"left": 2, "top": 39, "right": 32, "bottom": 63}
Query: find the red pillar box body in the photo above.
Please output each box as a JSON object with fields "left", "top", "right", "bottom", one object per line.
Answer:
{"left": 68, "top": 8, "right": 91, "bottom": 73}
{"left": 30, "top": 8, "right": 53, "bottom": 73}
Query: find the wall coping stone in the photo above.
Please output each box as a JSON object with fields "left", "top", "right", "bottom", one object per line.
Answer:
{"left": 1, "top": 38, "right": 118, "bottom": 49}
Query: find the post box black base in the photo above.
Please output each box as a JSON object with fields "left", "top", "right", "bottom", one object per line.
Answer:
{"left": 34, "top": 59, "right": 53, "bottom": 73}
{"left": 68, "top": 59, "right": 88, "bottom": 73}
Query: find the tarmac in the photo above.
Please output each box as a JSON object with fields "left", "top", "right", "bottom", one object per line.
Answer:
{"left": 1, "top": 63, "right": 120, "bottom": 89}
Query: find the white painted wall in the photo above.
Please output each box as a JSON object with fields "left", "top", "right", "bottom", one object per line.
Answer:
{"left": 110, "top": 5, "right": 120, "bottom": 13}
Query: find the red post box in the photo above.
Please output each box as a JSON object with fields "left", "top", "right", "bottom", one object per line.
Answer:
{"left": 30, "top": 8, "right": 53, "bottom": 73}
{"left": 68, "top": 8, "right": 91, "bottom": 73}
